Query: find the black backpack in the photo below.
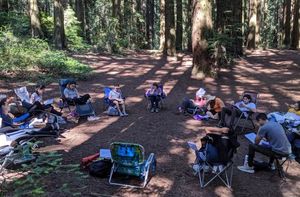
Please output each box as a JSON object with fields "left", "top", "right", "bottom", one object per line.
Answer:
{"left": 89, "top": 159, "right": 112, "bottom": 178}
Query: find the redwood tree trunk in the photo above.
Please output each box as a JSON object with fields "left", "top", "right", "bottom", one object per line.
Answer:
{"left": 54, "top": 0, "right": 66, "bottom": 49}
{"left": 192, "top": 0, "right": 213, "bottom": 78}
{"left": 146, "top": 0, "right": 155, "bottom": 48}
{"left": 29, "top": 0, "right": 44, "bottom": 38}
{"left": 247, "top": 0, "right": 256, "bottom": 49}
{"left": 176, "top": 0, "right": 183, "bottom": 50}
{"left": 75, "top": 0, "right": 86, "bottom": 38}
{"left": 164, "top": 0, "right": 176, "bottom": 56}
{"left": 291, "top": 0, "right": 299, "bottom": 49}
{"left": 159, "top": 0, "right": 165, "bottom": 50}
{"left": 284, "top": 0, "right": 291, "bottom": 47}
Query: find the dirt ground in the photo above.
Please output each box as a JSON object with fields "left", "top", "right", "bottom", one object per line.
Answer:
{"left": 1, "top": 49, "right": 300, "bottom": 197}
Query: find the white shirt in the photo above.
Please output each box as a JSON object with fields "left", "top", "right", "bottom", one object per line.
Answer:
{"left": 30, "top": 92, "right": 42, "bottom": 104}
{"left": 109, "top": 90, "right": 121, "bottom": 100}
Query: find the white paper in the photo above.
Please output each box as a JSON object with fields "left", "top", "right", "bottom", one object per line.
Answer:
{"left": 100, "top": 149, "right": 112, "bottom": 159}
{"left": 44, "top": 98, "right": 54, "bottom": 105}
{"left": 245, "top": 132, "right": 269, "bottom": 146}
{"left": 187, "top": 141, "right": 198, "bottom": 151}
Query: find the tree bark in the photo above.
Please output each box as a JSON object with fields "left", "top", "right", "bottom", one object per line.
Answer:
{"left": 192, "top": 0, "right": 213, "bottom": 78}
{"left": 247, "top": 0, "right": 256, "bottom": 49}
{"left": 146, "top": 0, "right": 155, "bottom": 48}
{"left": 54, "top": 0, "right": 66, "bottom": 49}
{"left": 164, "top": 0, "right": 176, "bottom": 56}
{"left": 186, "top": 0, "right": 192, "bottom": 52}
{"left": 75, "top": 0, "right": 86, "bottom": 38}
{"left": 284, "top": 0, "right": 292, "bottom": 46}
{"left": 291, "top": 0, "right": 300, "bottom": 49}
{"left": 0, "top": 0, "right": 8, "bottom": 12}
{"left": 29, "top": 0, "right": 44, "bottom": 38}
{"left": 176, "top": 0, "right": 183, "bottom": 50}
{"left": 159, "top": 0, "right": 165, "bottom": 50}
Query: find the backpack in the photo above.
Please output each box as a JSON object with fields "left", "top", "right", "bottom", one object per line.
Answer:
{"left": 107, "top": 106, "right": 119, "bottom": 116}
{"left": 89, "top": 159, "right": 112, "bottom": 178}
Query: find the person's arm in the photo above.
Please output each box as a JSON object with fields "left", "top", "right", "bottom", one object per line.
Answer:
{"left": 255, "top": 128, "right": 264, "bottom": 144}
{"left": 255, "top": 135, "right": 263, "bottom": 145}
{"left": 63, "top": 89, "right": 69, "bottom": 99}
{"left": 244, "top": 103, "right": 256, "bottom": 112}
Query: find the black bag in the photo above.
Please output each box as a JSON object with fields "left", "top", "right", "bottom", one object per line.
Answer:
{"left": 89, "top": 159, "right": 112, "bottom": 178}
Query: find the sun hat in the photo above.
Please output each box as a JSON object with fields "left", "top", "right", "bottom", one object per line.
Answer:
{"left": 205, "top": 95, "right": 216, "bottom": 102}
{"left": 196, "top": 88, "right": 206, "bottom": 97}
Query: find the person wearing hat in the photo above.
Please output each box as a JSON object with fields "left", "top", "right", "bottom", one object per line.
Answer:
{"left": 205, "top": 95, "right": 225, "bottom": 120}
{"left": 178, "top": 88, "right": 207, "bottom": 114}
{"left": 64, "top": 81, "right": 91, "bottom": 105}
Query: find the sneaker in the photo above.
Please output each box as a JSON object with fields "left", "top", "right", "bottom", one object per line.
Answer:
{"left": 178, "top": 106, "right": 183, "bottom": 113}
{"left": 151, "top": 108, "right": 155, "bottom": 113}
{"left": 237, "top": 164, "right": 255, "bottom": 174}
{"left": 155, "top": 108, "right": 159, "bottom": 113}
{"left": 270, "top": 162, "right": 276, "bottom": 170}
{"left": 87, "top": 116, "right": 100, "bottom": 121}
{"left": 119, "top": 112, "right": 124, "bottom": 117}
{"left": 123, "top": 112, "right": 128, "bottom": 116}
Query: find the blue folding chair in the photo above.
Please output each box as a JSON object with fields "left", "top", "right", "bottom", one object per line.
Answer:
{"left": 109, "top": 142, "right": 156, "bottom": 188}
{"left": 103, "top": 87, "right": 114, "bottom": 110}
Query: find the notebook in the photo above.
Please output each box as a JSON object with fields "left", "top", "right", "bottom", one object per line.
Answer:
{"left": 44, "top": 98, "right": 54, "bottom": 105}
{"left": 245, "top": 132, "right": 270, "bottom": 146}
{"left": 187, "top": 141, "right": 198, "bottom": 151}
{"left": 99, "top": 149, "right": 112, "bottom": 159}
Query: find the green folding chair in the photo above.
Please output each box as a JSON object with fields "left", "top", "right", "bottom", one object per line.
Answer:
{"left": 109, "top": 142, "right": 156, "bottom": 188}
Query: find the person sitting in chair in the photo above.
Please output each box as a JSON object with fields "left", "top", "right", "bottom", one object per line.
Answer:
{"left": 178, "top": 88, "right": 207, "bottom": 114}
{"left": 237, "top": 113, "right": 292, "bottom": 174}
{"left": 220, "top": 94, "right": 256, "bottom": 127}
{"left": 288, "top": 101, "right": 300, "bottom": 115}
{"left": 205, "top": 95, "right": 225, "bottom": 120}
{"left": 64, "top": 81, "right": 90, "bottom": 105}
{"left": 146, "top": 83, "right": 163, "bottom": 113}
{"left": 108, "top": 84, "right": 128, "bottom": 117}
{"left": 29, "top": 85, "right": 62, "bottom": 116}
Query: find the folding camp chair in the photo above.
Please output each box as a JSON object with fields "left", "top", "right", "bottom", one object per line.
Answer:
{"left": 103, "top": 87, "right": 114, "bottom": 110}
{"left": 233, "top": 91, "right": 258, "bottom": 133}
{"left": 109, "top": 142, "right": 156, "bottom": 188}
{"left": 58, "top": 79, "right": 76, "bottom": 112}
{"left": 188, "top": 134, "right": 239, "bottom": 188}
{"left": 272, "top": 152, "right": 295, "bottom": 180}
{"left": 14, "top": 87, "right": 30, "bottom": 104}
{"left": 144, "top": 84, "right": 167, "bottom": 110}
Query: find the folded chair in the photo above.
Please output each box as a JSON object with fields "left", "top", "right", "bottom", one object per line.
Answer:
{"left": 109, "top": 142, "right": 156, "bottom": 188}
{"left": 188, "top": 133, "right": 239, "bottom": 188}
{"left": 233, "top": 91, "right": 258, "bottom": 133}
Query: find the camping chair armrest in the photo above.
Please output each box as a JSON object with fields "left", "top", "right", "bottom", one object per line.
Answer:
{"left": 145, "top": 153, "right": 155, "bottom": 170}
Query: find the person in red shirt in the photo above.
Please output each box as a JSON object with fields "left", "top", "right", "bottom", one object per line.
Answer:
{"left": 205, "top": 95, "right": 225, "bottom": 120}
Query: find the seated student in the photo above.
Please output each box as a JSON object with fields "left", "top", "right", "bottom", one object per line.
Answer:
{"left": 288, "top": 101, "right": 300, "bottom": 115}
{"left": 238, "top": 113, "right": 292, "bottom": 174}
{"left": 205, "top": 95, "right": 225, "bottom": 120}
{"left": 108, "top": 84, "right": 128, "bottom": 117}
{"left": 64, "top": 81, "right": 90, "bottom": 105}
{"left": 178, "top": 88, "right": 207, "bottom": 114}
{"left": 29, "top": 85, "right": 62, "bottom": 116}
{"left": 146, "top": 83, "right": 163, "bottom": 113}
{"left": 220, "top": 94, "right": 256, "bottom": 127}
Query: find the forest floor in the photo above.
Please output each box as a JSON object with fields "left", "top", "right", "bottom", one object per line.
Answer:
{"left": 1, "top": 49, "right": 300, "bottom": 196}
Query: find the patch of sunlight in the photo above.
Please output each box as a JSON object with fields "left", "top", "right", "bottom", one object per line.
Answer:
{"left": 107, "top": 71, "right": 120, "bottom": 75}
{"left": 170, "top": 71, "right": 185, "bottom": 76}
{"left": 169, "top": 146, "right": 186, "bottom": 155}
{"left": 214, "top": 186, "right": 234, "bottom": 197}
{"left": 119, "top": 117, "right": 143, "bottom": 133}
{"left": 180, "top": 119, "right": 203, "bottom": 132}
{"left": 125, "top": 96, "right": 143, "bottom": 105}
{"left": 163, "top": 79, "right": 178, "bottom": 95}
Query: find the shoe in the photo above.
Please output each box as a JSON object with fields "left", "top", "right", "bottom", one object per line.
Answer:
{"left": 87, "top": 116, "right": 100, "bottom": 121}
{"left": 178, "top": 107, "right": 183, "bottom": 113}
{"left": 155, "top": 108, "right": 159, "bottom": 113}
{"left": 119, "top": 112, "right": 124, "bottom": 117}
{"left": 237, "top": 164, "right": 255, "bottom": 174}
{"left": 123, "top": 112, "right": 128, "bottom": 116}
{"left": 151, "top": 108, "right": 154, "bottom": 113}
{"left": 270, "top": 162, "right": 276, "bottom": 170}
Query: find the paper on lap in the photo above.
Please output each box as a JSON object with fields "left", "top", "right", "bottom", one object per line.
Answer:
{"left": 188, "top": 141, "right": 198, "bottom": 151}
{"left": 44, "top": 98, "right": 54, "bottom": 105}
{"left": 245, "top": 132, "right": 270, "bottom": 146}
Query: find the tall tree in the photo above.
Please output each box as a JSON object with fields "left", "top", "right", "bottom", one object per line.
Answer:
{"left": 247, "top": 0, "right": 256, "bottom": 49}
{"left": 283, "top": 0, "right": 292, "bottom": 46}
{"left": 75, "top": 0, "right": 86, "bottom": 38}
{"left": 54, "top": 0, "right": 66, "bottom": 49}
{"left": 164, "top": 0, "right": 176, "bottom": 56}
{"left": 186, "top": 0, "right": 193, "bottom": 52}
{"left": 191, "top": 0, "right": 213, "bottom": 78}
{"left": 0, "top": 0, "right": 8, "bottom": 12}
{"left": 159, "top": 0, "right": 165, "bottom": 50}
{"left": 146, "top": 0, "right": 155, "bottom": 48}
{"left": 29, "top": 0, "right": 43, "bottom": 38}
{"left": 291, "top": 0, "right": 299, "bottom": 49}
{"left": 176, "top": 0, "right": 183, "bottom": 50}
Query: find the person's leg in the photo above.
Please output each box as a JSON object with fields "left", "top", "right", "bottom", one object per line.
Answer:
{"left": 247, "top": 144, "right": 274, "bottom": 167}
{"left": 149, "top": 95, "right": 155, "bottom": 109}
{"left": 119, "top": 100, "right": 127, "bottom": 115}
{"left": 113, "top": 101, "right": 122, "bottom": 115}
